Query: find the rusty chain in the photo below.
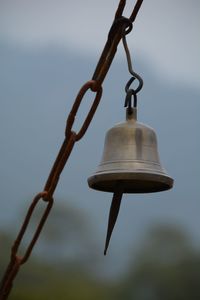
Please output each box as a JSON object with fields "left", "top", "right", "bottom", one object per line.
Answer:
{"left": 0, "top": 1, "right": 143, "bottom": 299}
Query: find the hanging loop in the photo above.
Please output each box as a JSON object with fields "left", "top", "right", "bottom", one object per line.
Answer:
{"left": 125, "top": 88, "right": 137, "bottom": 111}
{"left": 124, "top": 75, "right": 142, "bottom": 109}
{"left": 124, "top": 77, "right": 141, "bottom": 109}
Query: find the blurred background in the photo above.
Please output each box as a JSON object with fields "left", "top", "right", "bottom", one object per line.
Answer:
{"left": 0, "top": 0, "right": 200, "bottom": 299}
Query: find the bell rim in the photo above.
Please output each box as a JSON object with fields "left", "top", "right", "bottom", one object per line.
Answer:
{"left": 88, "top": 172, "right": 174, "bottom": 194}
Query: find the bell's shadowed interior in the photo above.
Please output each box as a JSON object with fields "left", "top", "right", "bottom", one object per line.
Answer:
{"left": 88, "top": 172, "right": 173, "bottom": 193}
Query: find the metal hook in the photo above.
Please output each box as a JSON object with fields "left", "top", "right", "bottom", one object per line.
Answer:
{"left": 122, "top": 27, "right": 143, "bottom": 111}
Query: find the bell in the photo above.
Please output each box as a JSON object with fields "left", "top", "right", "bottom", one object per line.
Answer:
{"left": 88, "top": 107, "right": 173, "bottom": 255}
{"left": 88, "top": 107, "right": 173, "bottom": 193}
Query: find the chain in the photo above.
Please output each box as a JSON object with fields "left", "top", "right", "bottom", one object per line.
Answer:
{"left": 0, "top": 1, "right": 143, "bottom": 299}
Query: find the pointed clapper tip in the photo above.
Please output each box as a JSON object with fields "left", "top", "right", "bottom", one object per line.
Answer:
{"left": 104, "top": 185, "right": 123, "bottom": 255}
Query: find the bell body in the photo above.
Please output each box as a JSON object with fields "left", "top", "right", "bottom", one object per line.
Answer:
{"left": 88, "top": 108, "right": 173, "bottom": 193}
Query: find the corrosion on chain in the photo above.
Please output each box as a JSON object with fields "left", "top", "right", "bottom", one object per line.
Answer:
{"left": 0, "top": 1, "right": 143, "bottom": 299}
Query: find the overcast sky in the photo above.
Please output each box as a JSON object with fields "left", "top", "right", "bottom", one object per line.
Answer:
{"left": 0, "top": 0, "right": 200, "bottom": 89}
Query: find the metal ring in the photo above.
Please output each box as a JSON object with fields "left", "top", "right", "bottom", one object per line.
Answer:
{"left": 125, "top": 76, "right": 143, "bottom": 95}
{"left": 108, "top": 17, "right": 133, "bottom": 40}
{"left": 123, "top": 18, "right": 133, "bottom": 35}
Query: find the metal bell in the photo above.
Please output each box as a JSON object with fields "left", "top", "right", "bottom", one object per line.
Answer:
{"left": 88, "top": 107, "right": 173, "bottom": 255}
{"left": 88, "top": 107, "right": 173, "bottom": 193}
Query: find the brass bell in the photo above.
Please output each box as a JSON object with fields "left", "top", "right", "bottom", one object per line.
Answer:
{"left": 88, "top": 107, "right": 173, "bottom": 255}
{"left": 88, "top": 107, "right": 173, "bottom": 193}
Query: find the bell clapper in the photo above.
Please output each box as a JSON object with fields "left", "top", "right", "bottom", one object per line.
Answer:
{"left": 104, "top": 184, "right": 123, "bottom": 255}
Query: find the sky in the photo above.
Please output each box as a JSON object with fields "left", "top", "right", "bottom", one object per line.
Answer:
{"left": 0, "top": 0, "right": 200, "bottom": 278}
{"left": 0, "top": 0, "right": 200, "bottom": 88}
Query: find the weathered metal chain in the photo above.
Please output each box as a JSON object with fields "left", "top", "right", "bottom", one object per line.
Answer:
{"left": 0, "top": 1, "right": 143, "bottom": 299}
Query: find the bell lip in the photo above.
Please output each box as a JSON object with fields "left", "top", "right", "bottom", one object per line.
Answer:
{"left": 88, "top": 172, "right": 174, "bottom": 194}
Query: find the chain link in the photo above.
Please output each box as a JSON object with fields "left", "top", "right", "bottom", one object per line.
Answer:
{"left": 65, "top": 80, "right": 102, "bottom": 141}
{"left": 0, "top": 1, "right": 143, "bottom": 299}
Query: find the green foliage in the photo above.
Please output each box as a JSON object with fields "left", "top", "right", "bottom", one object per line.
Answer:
{"left": 0, "top": 204, "right": 116, "bottom": 300}
{"left": 119, "top": 225, "right": 200, "bottom": 300}
{"left": 0, "top": 232, "right": 114, "bottom": 300}
{"left": 1, "top": 206, "right": 200, "bottom": 300}
{"left": 11, "top": 267, "right": 113, "bottom": 300}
